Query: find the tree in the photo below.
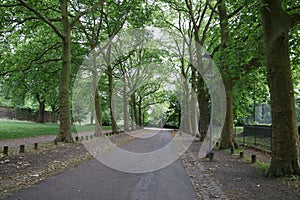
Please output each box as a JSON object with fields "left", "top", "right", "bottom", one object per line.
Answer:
{"left": 209, "top": 0, "right": 263, "bottom": 149}
{"left": 0, "top": 20, "right": 62, "bottom": 123}
{"left": 77, "top": 4, "right": 105, "bottom": 136}
{"left": 11, "top": 0, "right": 104, "bottom": 142}
{"left": 261, "top": 0, "right": 300, "bottom": 176}
{"left": 184, "top": 0, "right": 216, "bottom": 140}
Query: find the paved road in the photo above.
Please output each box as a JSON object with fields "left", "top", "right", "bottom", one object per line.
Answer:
{"left": 4, "top": 129, "right": 197, "bottom": 200}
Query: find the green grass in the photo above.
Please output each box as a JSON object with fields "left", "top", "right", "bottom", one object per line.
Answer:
{"left": 255, "top": 161, "right": 270, "bottom": 173}
{"left": 234, "top": 126, "right": 244, "bottom": 134}
{"left": 0, "top": 120, "right": 111, "bottom": 140}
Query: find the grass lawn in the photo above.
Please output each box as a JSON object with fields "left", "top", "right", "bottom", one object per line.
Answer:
{"left": 0, "top": 120, "right": 111, "bottom": 140}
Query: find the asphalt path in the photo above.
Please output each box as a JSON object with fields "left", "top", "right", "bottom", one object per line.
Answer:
{"left": 4, "top": 129, "right": 197, "bottom": 200}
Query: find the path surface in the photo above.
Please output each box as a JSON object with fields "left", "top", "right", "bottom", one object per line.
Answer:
{"left": 3, "top": 129, "right": 198, "bottom": 200}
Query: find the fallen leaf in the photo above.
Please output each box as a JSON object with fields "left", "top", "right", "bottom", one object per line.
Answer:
{"left": 208, "top": 168, "right": 215, "bottom": 172}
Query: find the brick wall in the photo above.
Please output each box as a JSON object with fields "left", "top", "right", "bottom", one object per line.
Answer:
{"left": 0, "top": 106, "right": 56, "bottom": 123}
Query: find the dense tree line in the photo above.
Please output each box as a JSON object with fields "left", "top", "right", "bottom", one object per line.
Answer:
{"left": 0, "top": 0, "right": 299, "bottom": 176}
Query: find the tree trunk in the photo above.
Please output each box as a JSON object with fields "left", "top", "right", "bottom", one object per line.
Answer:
{"left": 36, "top": 94, "right": 45, "bottom": 124}
{"left": 131, "top": 93, "right": 138, "bottom": 129}
{"left": 138, "top": 99, "right": 142, "bottom": 128}
{"left": 261, "top": 0, "right": 300, "bottom": 176}
{"left": 130, "top": 99, "right": 135, "bottom": 131}
{"left": 220, "top": 80, "right": 235, "bottom": 149}
{"left": 193, "top": 18, "right": 210, "bottom": 141}
{"left": 182, "top": 80, "right": 192, "bottom": 134}
{"left": 92, "top": 50, "right": 103, "bottom": 136}
{"left": 90, "top": 110, "right": 94, "bottom": 125}
{"left": 191, "top": 68, "right": 200, "bottom": 137}
{"left": 217, "top": 0, "right": 236, "bottom": 149}
{"left": 123, "top": 78, "right": 129, "bottom": 131}
{"left": 56, "top": 0, "right": 72, "bottom": 143}
{"left": 50, "top": 105, "right": 57, "bottom": 123}
{"left": 197, "top": 76, "right": 210, "bottom": 141}
{"left": 94, "top": 88, "right": 103, "bottom": 136}
{"left": 108, "top": 65, "right": 118, "bottom": 134}
{"left": 37, "top": 100, "right": 45, "bottom": 124}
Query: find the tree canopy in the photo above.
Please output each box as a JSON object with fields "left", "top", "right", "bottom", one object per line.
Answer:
{"left": 0, "top": 0, "right": 300, "bottom": 176}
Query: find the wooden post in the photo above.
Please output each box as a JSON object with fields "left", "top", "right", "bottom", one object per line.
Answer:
{"left": 230, "top": 147, "right": 234, "bottom": 154}
{"left": 86, "top": 135, "right": 89, "bottom": 140}
{"left": 19, "top": 145, "right": 25, "bottom": 153}
{"left": 75, "top": 136, "right": 79, "bottom": 141}
{"left": 34, "top": 143, "right": 38, "bottom": 150}
{"left": 81, "top": 136, "right": 84, "bottom": 141}
{"left": 3, "top": 146, "right": 8, "bottom": 155}
{"left": 90, "top": 135, "right": 93, "bottom": 139}
{"left": 209, "top": 152, "right": 214, "bottom": 161}
{"left": 240, "top": 151, "right": 244, "bottom": 158}
{"left": 216, "top": 142, "right": 219, "bottom": 147}
{"left": 251, "top": 154, "right": 257, "bottom": 163}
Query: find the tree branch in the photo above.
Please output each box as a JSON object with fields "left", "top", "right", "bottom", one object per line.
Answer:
{"left": 0, "top": 66, "right": 30, "bottom": 76}
{"left": 35, "top": 42, "right": 62, "bottom": 62}
{"left": 17, "top": 0, "right": 63, "bottom": 39}
{"left": 185, "top": 0, "right": 197, "bottom": 31}
{"left": 0, "top": 42, "right": 61, "bottom": 76}
{"left": 0, "top": 3, "right": 19, "bottom": 7}
{"left": 233, "top": 57, "right": 261, "bottom": 82}
{"left": 206, "top": 0, "right": 219, "bottom": 15}
{"left": 211, "top": 44, "right": 221, "bottom": 57}
{"left": 200, "top": 3, "right": 216, "bottom": 45}
{"left": 37, "top": 58, "right": 61, "bottom": 65}
{"left": 197, "top": 3, "right": 208, "bottom": 28}
{"left": 70, "top": 0, "right": 105, "bottom": 28}
{"left": 228, "top": 5, "right": 244, "bottom": 19}
{"left": 49, "top": 17, "right": 62, "bottom": 22}
{"left": 0, "top": 16, "right": 40, "bottom": 33}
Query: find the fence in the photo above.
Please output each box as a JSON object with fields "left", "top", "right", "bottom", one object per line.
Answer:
{"left": 235, "top": 125, "right": 272, "bottom": 151}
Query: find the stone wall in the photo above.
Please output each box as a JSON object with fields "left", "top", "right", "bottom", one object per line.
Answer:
{"left": 0, "top": 106, "right": 56, "bottom": 122}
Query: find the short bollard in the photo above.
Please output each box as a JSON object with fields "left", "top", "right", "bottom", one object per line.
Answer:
{"left": 230, "top": 147, "right": 234, "bottom": 154}
{"left": 34, "top": 143, "right": 38, "bottom": 150}
{"left": 81, "top": 136, "right": 84, "bottom": 141}
{"left": 75, "top": 136, "right": 79, "bottom": 142}
{"left": 209, "top": 152, "right": 214, "bottom": 161}
{"left": 54, "top": 139, "right": 58, "bottom": 145}
{"left": 3, "top": 146, "right": 8, "bottom": 155}
{"left": 90, "top": 135, "right": 93, "bottom": 139}
{"left": 105, "top": 133, "right": 108, "bottom": 136}
{"left": 216, "top": 142, "right": 219, "bottom": 147}
{"left": 86, "top": 136, "right": 89, "bottom": 140}
{"left": 19, "top": 145, "right": 25, "bottom": 153}
{"left": 251, "top": 154, "right": 257, "bottom": 163}
{"left": 240, "top": 151, "right": 244, "bottom": 158}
